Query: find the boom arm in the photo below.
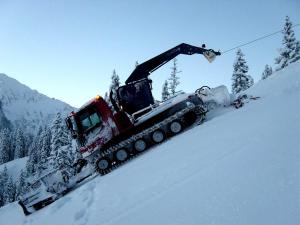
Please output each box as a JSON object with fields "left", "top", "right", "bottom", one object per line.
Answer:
{"left": 125, "top": 43, "right": 220, "bottom": 84}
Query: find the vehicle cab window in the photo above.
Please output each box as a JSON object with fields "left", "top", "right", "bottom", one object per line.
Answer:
{"left": 78, "top": 107, "right": 102, "bottom": 132}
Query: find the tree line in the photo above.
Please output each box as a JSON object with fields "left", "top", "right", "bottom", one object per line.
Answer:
{"left": 0, "top": 112, "right": 75, "bottom": 207}
{"left": 232, "top": 16, "right": 300, "bottom": 94}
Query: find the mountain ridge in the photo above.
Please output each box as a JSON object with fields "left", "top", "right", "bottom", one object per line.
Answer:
{"left": 0, "top": 73, "right": 74, "bottom": 134}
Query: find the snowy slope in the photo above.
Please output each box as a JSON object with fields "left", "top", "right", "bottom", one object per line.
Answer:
{"left": 1, "top": 62, "right": 300, "bottom": 225}
{"left": 0, "top": 74, "right": 74, "bottom": 134}
{"left": 0, "top": 157, "right": 28, "bottom": 182}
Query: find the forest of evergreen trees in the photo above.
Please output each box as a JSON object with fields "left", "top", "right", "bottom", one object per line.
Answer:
{"left": 0, "top": 112, "right": 75, "bottom": 207}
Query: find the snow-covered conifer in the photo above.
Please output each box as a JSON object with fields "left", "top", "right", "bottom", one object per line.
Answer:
{"left": 168, "top": 58, "right": 181, "bottom": 96}
{"left": 16, "top": 169, "right": 28, "bottom": 198}
{"left": 28, "top": 126, "right": 43, "bottom": 157}
{"left": 9, "top": 129, "right": 16, "bottom": 160}
{"left": 231, "top": 49, "right": 253, "bottom": 94}
{"left": 290, "top": 40, "right": 300, "bottom": 63}
{"left": 261, "top": 64, "right": 273, "bottom": 80}
{"left": 275, "top": 16, "right": 299, "bottom": 70}
{"left": 161, "top": 80, "right": 170, "bottom": 101}
{"left": 0, "top": 166, "right": 9, "bottom": 206}
{"left": 37, "top": 127, "right": 52, "bottom": 172}
{"left": 247, "top": 75, "right": 254, "bottom": 88}
{"left": 0, "top": 128, "right": 11, "bottom": 164}
{"left": 56, "top": 143, "right": 74, "bottom": 169}
{"left": 4, "top": 176, "right": 16, "bottom": 204}
{"left": 25, "top": 158, "right": 35, "bottom": 177}
{"left": 49, "top": 112, "right": 72, "bottom": 169}
{"left": 14, "top": 128, "right": 26, "bottom": 159}
{"left": 109, "top": 70, "right": 120, "bottom": 102}
{"left": 26, "top": 128, "right": 44, "bottom": 174}
{"left": 24, "top": 133, "right": 33, "bottom": 154}
{"left": 0, "top": 101, "right": 12, "bottom": 131}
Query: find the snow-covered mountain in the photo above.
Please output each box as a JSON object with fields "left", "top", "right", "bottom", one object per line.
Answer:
{"left": 0, "top": 62, "right": 299, "bottom": 225}
{"left": 0, "top": 74, "right": 74, "bottom": 134}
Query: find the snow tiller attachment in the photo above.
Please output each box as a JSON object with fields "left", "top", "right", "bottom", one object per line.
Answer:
{"left": 18, "top": 162, "right": 93, "bottom": 215}
{"left": 196, "top": 85, "right": 231, "bottom": 110}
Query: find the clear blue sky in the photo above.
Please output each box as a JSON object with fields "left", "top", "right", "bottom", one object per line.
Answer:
{"left": 0, "top": 0, "right": 299, "bottom": 107}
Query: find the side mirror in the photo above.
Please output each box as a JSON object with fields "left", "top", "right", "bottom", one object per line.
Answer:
{"left": 65, "top": 117, "right": 73, "bottom": 130}
{"left": 66, "top": 117, "right": 78, "bottom": 139}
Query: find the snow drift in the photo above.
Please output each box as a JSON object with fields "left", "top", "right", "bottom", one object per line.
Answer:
{"left": 0, "top": 62, "right": 299, "bottom": 225}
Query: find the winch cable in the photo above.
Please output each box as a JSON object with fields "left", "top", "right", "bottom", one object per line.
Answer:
{"left": 221, "top": 23, "right": 300, "bottom": 54}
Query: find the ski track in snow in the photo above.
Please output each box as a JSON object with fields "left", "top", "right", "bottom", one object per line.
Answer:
{"left": 0, "top": 62, "right": 300, "bottom": 225}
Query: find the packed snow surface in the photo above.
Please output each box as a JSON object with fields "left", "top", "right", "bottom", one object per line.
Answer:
{"left": 1, "top": 62, "right": 300, "bottom": 225}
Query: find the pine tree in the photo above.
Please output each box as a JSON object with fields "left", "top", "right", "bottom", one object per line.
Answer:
{"left": 135, "top": 61, "right": 139, "bottom": 68}
{"left": 231, "top": 49, "right": 254, "bottom": 94}
{"left": 4, "top": 176, "right": 16, "bottom": 204}
{"left": 37, "top": 127, "right": 52, "bottom": 172}
{"left": 56, "top": 143, "right": 74, "bottom": 169}
{"left": 14, "top": 128, "right": 26, "bottom": 159}
{"left": 247, "top": 75, "right": 254, "bottom": 88}
{"left": 16, "top": 169, "right": 28, "bottom": 198}
{"left": 109, "top": 69, "right": 120, "bottom": 101}
{"left": 24, "top": 133, "right": 33, "bottom": 156}
{"left": 291, "top": 40, "right": 300, "bottom": 63}
{"left": 161, "top": 80, "right": 170, "bottom": 101}
{"left": 9, "top": 129, "right": 16, "bottom": 160}
{"left": 49, "top": 112, "right": 72, "bottom": 169}
{"left": 0, "top": 128, "right": 11, "bottom": 165}
{"left": 261, "top": 64, "right": 273, "bottom": 80}
{"left": 25, "top": 157, "right": 35, "bottom": 177}
{"left": 275, "top": 16, "right": 299, "bottom": 70}
{"left": 0, "top": 166, "right": 9, "bottom": 206}
{"left": 0, "top": 101, "right": 12, "bottom": 131}
{"left": 168, "top": 58, "right": 181, "bottom": 96}
{"left": 26, "top": 128, "right": 43, "bottom": 174}
{"left": 28, "top": 126, "right": 43, "bottom": 157}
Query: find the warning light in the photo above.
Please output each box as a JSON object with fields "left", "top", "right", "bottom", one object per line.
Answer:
{"left": 95, "top": 95, "right": 101, "bottom": 100}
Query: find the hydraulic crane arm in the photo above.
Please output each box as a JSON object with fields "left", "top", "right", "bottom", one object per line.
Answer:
{"left": 125, "top": 43, "right": 220, "bottom": 84}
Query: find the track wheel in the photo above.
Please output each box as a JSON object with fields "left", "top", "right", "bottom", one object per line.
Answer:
{"left": 151, "top": 130, "right": 165, "bottom": 143}
{"left": 134, "top": 139, "right": 147, "bottom": 152}
{"left": 96, "top": 157, "right": 111, "bottom": 173}
{"left": 114, "top": 148, "right": 128, "bottom": 162}
{"left": 169, "top": 120, "right": 183, "bottom": 134}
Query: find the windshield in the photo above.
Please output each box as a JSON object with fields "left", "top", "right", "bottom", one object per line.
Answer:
{"left": 78, "top": 107, "right": 102, "bottom": 132}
